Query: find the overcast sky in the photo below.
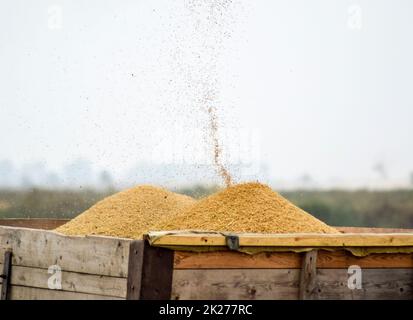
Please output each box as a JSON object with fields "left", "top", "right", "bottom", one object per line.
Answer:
{"left": 1, "top": 0, "right": 412, "bottom": 189}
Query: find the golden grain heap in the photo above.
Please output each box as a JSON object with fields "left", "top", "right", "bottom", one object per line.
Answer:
{"left": 56, "top": 182, "right": 338, "bottom": 239}
{"left": 154, "top": 182, "right": 338, "bottom": 234}
{"left": 56, "top": 185, "right": 196, "bottom": 239}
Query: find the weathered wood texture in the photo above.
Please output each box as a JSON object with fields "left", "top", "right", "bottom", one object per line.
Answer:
{"left": 175, "top": 251, "right": 301, "bottom": 269}
{"left": 174, "top": 250, "right": 413, "bottom": 269}
{"left": 1, "top": 251, "right": 12, "bottom": 300}
{"left": 315, "top": 269, "right": 413, "bottom": 300}
{"left": 0, "top": 226, "right": 130, "bottom": 300}
{"left": 172, "top": 269, "right": 300, "bottom": 300}
{"left": 140, "top": 241, "right": 174, "bottom": 300}
{"left": 0, "top": 219, "right": 69, "bottom": 230}
{"left": 149, "top": 231, "right": 413, "bottom": 247}
{"left": 2, "top": 225, "right": 413, "bottom": 300}
{"left": 8, "top": 285, "right": 123, "bottom": 300}
{"left": 126, "top": 241, "right": 144, "bottom": 299}
{"left": 0, "top": 226, "right": 130, "bottom": 277}
{"left": 172, "top": 268, "right": 413, "bottom": 300}
{"left": 299, "top": 250, "right": 318, "bottom": 300}
{"left": 0, "top": 264, "right": 127, "bottom": 298}
{"left": 127, "top": 240, "right": 174, "bottom": 300}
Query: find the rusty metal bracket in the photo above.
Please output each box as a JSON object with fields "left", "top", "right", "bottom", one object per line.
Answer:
{"left": 225, "top": 235, "right": 240, "bottom": 251}
{"left": 1, "top": 250, "right": 12, "bottom": 300}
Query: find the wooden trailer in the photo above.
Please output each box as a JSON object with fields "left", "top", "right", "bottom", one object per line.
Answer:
{"left": 1, "top": 220, "right": 413, "bottom": 300}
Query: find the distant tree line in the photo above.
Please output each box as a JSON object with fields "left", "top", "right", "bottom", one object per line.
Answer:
{"left": 1, "top": 186, "right": 413, "bottom": 229}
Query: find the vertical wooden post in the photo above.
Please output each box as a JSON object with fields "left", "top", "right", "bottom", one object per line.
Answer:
{"left": 299, "top": 250, "right": 318, "bottom": 300}
{"left": 1, "top": 250, "right": 12, "bottom": 300}
{"left": 126, "top": 239, "right": 174, "bottom": 300}
{"left": 126, "top": 240, "right": 144, "bottom": 300}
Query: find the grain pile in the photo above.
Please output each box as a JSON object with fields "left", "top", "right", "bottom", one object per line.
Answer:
{"left": 56, "top": 182, "right": 338, "bottom": 239}
{"left": 55, "top": 185, "right": 195, "bottom": 239}
{"left": 154, "top": 182, "right": 338, "bottom": 234}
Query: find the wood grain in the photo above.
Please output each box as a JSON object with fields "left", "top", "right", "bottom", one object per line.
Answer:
{"left": 0, "top": 251, "right": 12, "bottom": 300}
{"left": 299, "top": 250, "right": 318, "bottom": 300}
{"left": 315, "top": 268, "right": 413, "bottom": 300}
{"left": 139, "top": 240, "right": 174, "bottom": 300}
{"left": 317, "top": 250, "right": 413, "bottom": 269}
{"left": 174, "top": 250, "right": 413, "bottom": 269}
{"left": 9, "top": 285, "right": 123, "bottom": 300}
{"left": 172, "top": 268, "right": 413, "bottom": 300}
{"left": 149, "top": 231, "right": 413, "bottom": 247}
{"left": 126, "top": 240, "right": 144, "bottom": 300}
{"left": 0, "top": 226, "right": 131, "bottom": 277}
{"left": 172, "top": 269, "right": 300, "bottom": 300}
{"left": 0, "top": 263, "right": 127, "bottom": 298}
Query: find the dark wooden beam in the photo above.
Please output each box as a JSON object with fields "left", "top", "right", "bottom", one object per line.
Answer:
{"left": 299, "top": 250, "right": 318, "bottom": 300}
{"left": 126, "top": 239, "right": 174, "bottom": 300}
{"left": 126, "top": 240, "right": 144, "bottom": 300}
{"left": 1, "top": 250, "right": 12, "bottom": 300}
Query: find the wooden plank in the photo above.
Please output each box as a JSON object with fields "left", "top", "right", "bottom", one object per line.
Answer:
{"left": 315, "top": 269, "right": 413, "bottom": 300}
{"left": 174, "top": 251, "right": 302, "bottom": 269}
{"left": 317, "top": 251, "right": 413, "bottom": 269}
{"left": 172, "top": 269, "right": 300, "bottom": 300}
{"left": 172, "top": 268, "right": 413, "bottom": 300}
{"left": 148, "top": 231, "right": 413, "bottom": 247}
{"left": 1, "top": 251, "right": 12, "bottom": 300}
{"left": 174, "top": 250, "right": 413, "bottom": 269}
{"left": 126, "top": 240, "right": 144, "bottom": 300}
{"left": 0, "top": 263, "right": 127, "bottom": 298}
{"left": 0, "top": 219, "right": 69, "bottom": 230}
{"left": 299, "top": 250, "right": 318, "bottom": 300}
{"left": 9, "top": 285, "right": 123, "bottom": 300}
{"left": 0, "top": 226, "right": 131, "bottom": 277}
{"left": 126, "top": 240, "right": 174, "bottom": 300}
{"left": 139, "top": 240, "right": 174, "bottom": 300}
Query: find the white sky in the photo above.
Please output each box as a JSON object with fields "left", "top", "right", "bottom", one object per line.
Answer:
{"left": 1, "top": 0, "right": 412, "bottom": 188}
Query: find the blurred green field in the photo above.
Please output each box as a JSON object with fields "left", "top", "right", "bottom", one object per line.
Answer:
{"left": 1, "top": 186, "right": 413, "bottom": 229}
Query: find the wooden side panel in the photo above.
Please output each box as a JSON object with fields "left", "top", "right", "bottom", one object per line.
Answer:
{"left": 0, "top": 226, "right": 130, "bottom": 300}
{"left": 174, "top": 250, "right": 413, "bottom": 269}
{"left": 9, "top": 285, "right": 123, "bottom": 300}
{"left": 172, "top": 268, "right": 413, "bottom": 300}
{"left": 0, "top": 264, "right": 127, "bottom": 298}
{"left": 315, "top": 269, "right": 413, "bottom": 300}
{"left": 172, "top": 269, "right": 300, "bottom": 300}
{"left": 0, "top": 226, "right": 130, "bottom": 277}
